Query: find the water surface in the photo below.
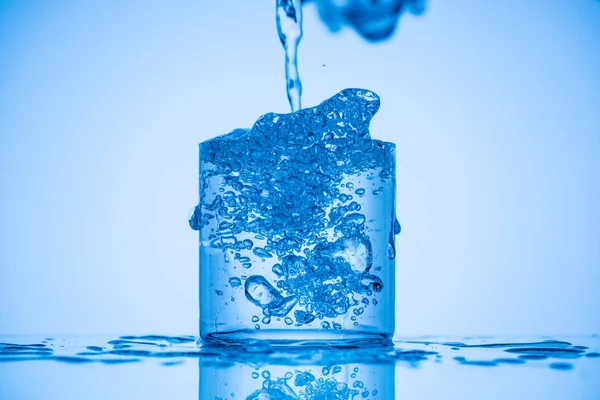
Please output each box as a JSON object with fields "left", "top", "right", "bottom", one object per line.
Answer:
{"left": 1, "top": 335, "right": 598, "bottom": 399}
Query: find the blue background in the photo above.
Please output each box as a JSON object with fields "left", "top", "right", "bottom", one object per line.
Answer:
{"left": 1, "top": 0, "right": 599, "bottom": 337}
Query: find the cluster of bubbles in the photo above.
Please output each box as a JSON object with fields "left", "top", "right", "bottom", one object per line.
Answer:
{"left": 247, "top": 366, "right": 374, "bottom": 400}
{"left": 191, "top": 89, "right": 397, "bottom": 329}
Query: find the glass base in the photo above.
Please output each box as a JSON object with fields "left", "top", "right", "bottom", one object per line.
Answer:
{"left": 201, "top": 329, "right": 393, "bottom": 349}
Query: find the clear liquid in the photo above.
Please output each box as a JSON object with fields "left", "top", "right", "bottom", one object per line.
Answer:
{"left": 191, "top": 89, "right": 397, "bottom": 344}
{"left": 276, "top": 0, "right": 303, "bottom": 111}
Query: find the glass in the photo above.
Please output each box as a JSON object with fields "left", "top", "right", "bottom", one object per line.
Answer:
{"left": 197, "top": 130, "right": 397, "bottom": 347}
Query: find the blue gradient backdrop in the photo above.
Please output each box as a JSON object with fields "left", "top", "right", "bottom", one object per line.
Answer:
{"left": 0, "top": 0, "right": 599, "bottom": 336}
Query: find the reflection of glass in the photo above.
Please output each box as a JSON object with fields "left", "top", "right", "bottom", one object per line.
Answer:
{"left": 198, "top": 347, "right": 394, "bottom": 399}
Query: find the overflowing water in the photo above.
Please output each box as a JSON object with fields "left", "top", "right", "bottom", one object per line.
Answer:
{"left": 190, "top": 88, "right": 397, "bottom": 341}
{"left": 276, "top": 0, "right": 304, "bottom": 111}
{"left": 2, "top": 335, "right": 599, "bottom": 398}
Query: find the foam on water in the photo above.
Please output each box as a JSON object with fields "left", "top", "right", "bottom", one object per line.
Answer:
{"left": 191, "top": 88, "right": 397, "bottom": 334}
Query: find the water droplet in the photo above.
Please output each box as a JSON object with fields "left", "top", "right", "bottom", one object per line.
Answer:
{"left": 188, "top": 205, "right": 202, "bottom": 231}
{"left": 252, "top": 372, "right": 259, "bottom": 379}
{"left": 262, "top": 370, "right": 271, "bottom": 379}
{"left": 252, "top": 316, "right": 260, "bottom": 323}
{"left": 284, "top": 317, "right": 293, "bottom": 325}
{"left": 394, "top": 218, "right": 401, "bottom": 234}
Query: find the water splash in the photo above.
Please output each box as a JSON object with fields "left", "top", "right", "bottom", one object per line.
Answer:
{"left": 193, "top": 89, "right": 397, "bottom": 332}
{"left": 307, "top": 0, "right": 426, "bottom": 42}
{"left": 277, "top": 0, "right": 304, "bottom": 111}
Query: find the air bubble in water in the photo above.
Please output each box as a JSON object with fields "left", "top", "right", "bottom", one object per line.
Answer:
{"left": 294, "top": 310, "right": 316, "bottom": 325}
{"left": 332, "top": 236, "right": 372, "bottom": 272}
{"left": 272, "top": 263, "right": 284, "bottom": 276}
{"left": 253, "top": 247, "right": 273, "bottom": 259}
{"left": 267, "top": 295, "right": 298, "bottom": 317}
{"left": 245, "top": 276, "right": 284, "bottom": 309}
